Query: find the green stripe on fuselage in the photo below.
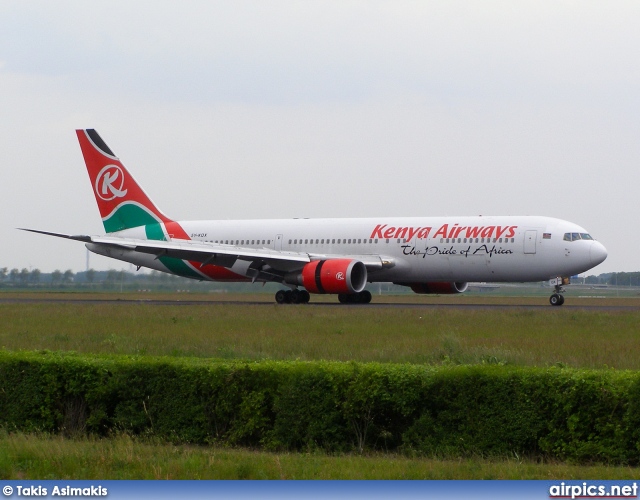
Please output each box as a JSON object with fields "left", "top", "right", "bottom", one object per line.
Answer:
{"left": 144, "top": 222, "right": 166, "bottom": 241}
{"left": 158, "top": 256, "right": 203, "bottom": 279}
{"left": 104, "top": 205, "right": 202, "bottom": 280}
{"left": 145, "top": 223, "right": 202, "bottom": 280}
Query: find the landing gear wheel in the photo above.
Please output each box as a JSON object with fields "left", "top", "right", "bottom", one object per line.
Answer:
{"left": 338, "top": 294, "right": 349, "bottom": 304}
{"left": 361, "top": 290, "right": 372, "bottom": 304}
{"left": 290, "top": 289, "right": 301, "bottom": 304}
{"left": 275, "top": 289, "right": 310, "bottom": 304}
{"left": 275, "top": 290, "right": 287, "bottom": 304}
{"left": 549, "top": 293, "right": 564, "bottom": 306}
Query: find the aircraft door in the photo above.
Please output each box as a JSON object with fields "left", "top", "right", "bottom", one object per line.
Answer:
{"left": 275, "top": 234, "right": 283, "bottom": 251}
{"left": 524, "top": 230, "right": 537, "bottom": 254}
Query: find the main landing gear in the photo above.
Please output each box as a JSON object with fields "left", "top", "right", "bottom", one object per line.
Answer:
{"left": 549, "top": 278, "right": 568, "bottom": 306}
{"left": 274, "top": 289, "right": 373, "bottom": 304}
{"left": 275, "top": 289, "right": 311, "bottom": 304}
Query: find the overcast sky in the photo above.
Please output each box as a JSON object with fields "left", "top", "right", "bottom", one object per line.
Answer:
{"left": 1, "top": 1, "right": 638, "bottom": 275}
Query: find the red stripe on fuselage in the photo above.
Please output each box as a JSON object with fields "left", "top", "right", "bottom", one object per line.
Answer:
{"left": 196, "top": 263, "right": 250, "bottom": 281}
{"left": 163, "top": 222, "right": 246, "bottom": 280}
{"left": 164, "top": 221, "right": 190, "bottom": 240}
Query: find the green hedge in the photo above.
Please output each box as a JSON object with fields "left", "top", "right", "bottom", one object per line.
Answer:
{"left": 1, "top": 351, "right": 639, "bottom": 463}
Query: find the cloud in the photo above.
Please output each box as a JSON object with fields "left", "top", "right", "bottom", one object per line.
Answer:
{"left": 3, "top": 1, "right": 639, "bottom": 105}
{"left": 1, "top": 1, "right": 639, "bottom": 273}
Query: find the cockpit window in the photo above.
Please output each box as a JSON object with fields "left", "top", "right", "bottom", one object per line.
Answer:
{"left": 564, "top": 232, "right": 594, "bottom": 242}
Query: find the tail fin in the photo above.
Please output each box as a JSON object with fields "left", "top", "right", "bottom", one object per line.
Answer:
{"left": 77, "top": 129, "right": 173, "bottom": 233}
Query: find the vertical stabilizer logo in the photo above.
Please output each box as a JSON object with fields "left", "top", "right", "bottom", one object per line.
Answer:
{"left": 95, "top": 165, "right": 128, "bottom": 201}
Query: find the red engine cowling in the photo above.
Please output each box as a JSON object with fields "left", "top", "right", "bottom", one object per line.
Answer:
{"left": 299, "top": 259, "right": 367, "bottom": 294}
{"left": 409, "top": 282, "right": 469, "bottom": 294}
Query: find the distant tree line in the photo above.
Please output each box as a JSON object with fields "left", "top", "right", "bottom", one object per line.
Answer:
{"left": 0, "top": 267, "right": 55, "bottom": 286}
{"left": 1, "top": 266, "right": 639, "bottom": 291}
{"left": 0, "top": 267, "right": 273, "bottom": 292}
{"left": 0, "top": 267, "right": 186, "bottom": 288}
{"left": 583, "top": 272, "right": 640, "bottom": 286}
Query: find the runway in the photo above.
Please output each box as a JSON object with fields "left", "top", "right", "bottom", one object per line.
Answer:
{"left": 0, "top": 296, "right": 637, "bottom": 312}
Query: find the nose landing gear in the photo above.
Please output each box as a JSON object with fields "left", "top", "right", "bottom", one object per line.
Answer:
{"left": 549, "top": 293, "right": 565, "bottom": 306}
{"left": 549, "top": 277, "right": 569, "bottom": 306}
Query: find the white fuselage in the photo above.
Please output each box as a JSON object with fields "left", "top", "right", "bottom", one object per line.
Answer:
{"left": 92, "top": 215, "right": 608, "bottom": 284}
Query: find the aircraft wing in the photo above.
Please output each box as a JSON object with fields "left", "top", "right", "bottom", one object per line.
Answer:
{"left": 19, "top": 229, "right": 392, "bottom": 277}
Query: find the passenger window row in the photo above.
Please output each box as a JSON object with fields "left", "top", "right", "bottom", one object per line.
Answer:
{"left": 197, "top": 236, "right": 520, "bottom": 247}
{"left": 202, "top": 239, "right": 271, "bottom": 245}
{"left": 288, "top": 238, "right": 380, "bottom": 245}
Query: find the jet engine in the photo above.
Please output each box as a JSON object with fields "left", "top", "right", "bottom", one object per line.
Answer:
{"left": 286, "top": 259, "right": 367, "bottom": 294}
{"left": 407, "top": 282, "right": 469, "bottom": 294}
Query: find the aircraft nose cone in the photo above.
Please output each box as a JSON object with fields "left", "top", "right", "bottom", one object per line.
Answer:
{"left": 590, "top": 241, "right": 608, "bottom": 267}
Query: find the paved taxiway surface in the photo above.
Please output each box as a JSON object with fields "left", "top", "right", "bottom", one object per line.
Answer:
{"left": 0, "top": 297, "right": 637, "bottom": 312}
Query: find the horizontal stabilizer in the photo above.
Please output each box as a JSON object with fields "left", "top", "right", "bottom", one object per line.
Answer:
{"left": 18, "top": 228, "right": 92, "bottom": 243}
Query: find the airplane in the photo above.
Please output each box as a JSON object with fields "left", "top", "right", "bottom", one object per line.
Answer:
{"left": 21, "top": 129, "right": 608, "bottom": 306}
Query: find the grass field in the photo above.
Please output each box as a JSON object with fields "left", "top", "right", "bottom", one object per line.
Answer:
{"left": 2, "top": 432, "right": 639, "bottom": 480}
{"left": 2, "top": 292, "right": 640, "bottom": 479}
{"left": 1, "top": 293, "right": 640, "bottom": 368}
